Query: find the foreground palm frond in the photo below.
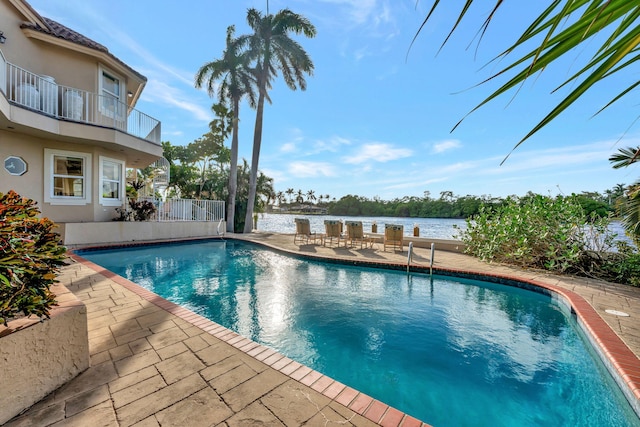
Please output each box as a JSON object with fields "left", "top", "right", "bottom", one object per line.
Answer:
{"left": 414, "top": 1, "right": 640, "bottom": 161}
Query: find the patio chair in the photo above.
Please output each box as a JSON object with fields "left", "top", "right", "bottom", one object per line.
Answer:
{"left": 345, "top": 221, "right": 374, "bottom": 249}
{"left": 383, "top": 224, "right": 404, "bottom": 251}
{"left": 323, "top": 220, "right": 344, "bottom": 247}
{"left": 294, "top": 218, "right": 322, "bottom": 244}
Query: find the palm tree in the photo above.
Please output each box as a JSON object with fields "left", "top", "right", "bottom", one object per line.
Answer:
{"left": 276, "top": 191, "right": 285, "bottom": 206}
{"left": 621, "top": 183, "right": 640, "bottom": 246}
{"left": 306, "top": 189, "right": 316, "bottom": 204}
{"left": 286, "top": 188, "right": 295, "bottom": 204}
{"left": 611, "top": 149, "right": 640, "bottom": 242}
{"left": 195, "top": 25, "right": 257, "bottom": 233}
{"left": 238, "top": 8, "right": 316, "bottom": 232}
{"left": 413, "top": 2, "right": 640, "bottom": 161}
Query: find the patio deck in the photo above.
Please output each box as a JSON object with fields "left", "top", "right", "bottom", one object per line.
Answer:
{"left": 5, "top": 232, "right": 640, "bottom": 427}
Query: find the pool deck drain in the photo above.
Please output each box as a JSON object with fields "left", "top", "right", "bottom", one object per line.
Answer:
{"left": 5, "top": 232, "right": 640, "bottom": 427}
{"left": 606, "top": 309, "right": 631, "bottom": 317}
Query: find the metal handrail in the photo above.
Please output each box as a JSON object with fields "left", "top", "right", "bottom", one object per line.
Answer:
{"left": 3, "top": 61, "right": 161, "bottom": 144}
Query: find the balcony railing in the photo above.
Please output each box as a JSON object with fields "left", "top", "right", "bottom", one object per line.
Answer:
{"left": 2, "top": 61, "right": 161, "bottom": 145}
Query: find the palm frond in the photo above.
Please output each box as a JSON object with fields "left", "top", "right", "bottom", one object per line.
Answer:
{"left": 620, "top": 181, "right": 640, "bottom": 242}
{"left": 609, "top": 146, "right": 640, "bottom": 168}
{"left": 413, "top": 1, "right": 640, "bottom": 152}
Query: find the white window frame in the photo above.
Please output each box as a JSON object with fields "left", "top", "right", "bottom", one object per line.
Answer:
{"left": 98, "top": 65, "right": 124, "bottom": 120}
{"left": 44, "top": 148, "right": 92, "bottom": 205}
{"left": 99, "top": 156, "right": 125, "bottom": 207}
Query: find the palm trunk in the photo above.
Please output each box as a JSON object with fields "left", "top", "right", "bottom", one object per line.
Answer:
{"left": 244, "top": 81, "right": 266, "bottom": 233}
{"left": 227, "top": 98, "right": 240, "bottom": 233}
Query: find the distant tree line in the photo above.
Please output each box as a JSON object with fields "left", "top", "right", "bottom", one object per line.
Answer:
{"left": 283, "top": 186, "right": 627, "bottom": 220}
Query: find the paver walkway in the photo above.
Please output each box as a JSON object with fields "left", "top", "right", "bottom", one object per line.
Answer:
{"left": 5, "top": 232, "right": 640, "bottom": 426}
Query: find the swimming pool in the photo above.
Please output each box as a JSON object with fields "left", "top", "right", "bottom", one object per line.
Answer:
{"left": 78, "top": 240, "right": 640, "bottom": 427}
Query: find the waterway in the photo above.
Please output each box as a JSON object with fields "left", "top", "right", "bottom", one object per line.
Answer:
{"left": 255, "top": 213, "right": 466, "bottom": 239}
{"left": 254, "top": 213, "right": 631, "bottom": 245}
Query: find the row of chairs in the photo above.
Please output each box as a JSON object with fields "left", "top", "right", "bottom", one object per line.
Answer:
{"left": 294, "top": 218, "right": 404, "bottom": 251}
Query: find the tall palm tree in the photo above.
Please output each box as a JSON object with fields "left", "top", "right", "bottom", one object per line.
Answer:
{"left": 238, "top": 8, "right": 316, "bottom": 232}
{"left": 195, "top": 25, "right": 257, "bottom": 233}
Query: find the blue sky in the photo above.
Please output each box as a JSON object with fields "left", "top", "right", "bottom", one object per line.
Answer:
{"left": 29, "top": 0, "right": 639, "bottom": 201}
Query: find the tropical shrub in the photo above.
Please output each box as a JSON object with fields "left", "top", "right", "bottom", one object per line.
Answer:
{"left": 113, "top": 199, "right": 157, "bottom": 222}
{"left": 600, "top": 242, "right": 640, "bottom": 287}
{"left": 460, "top": 195, "right": 585, "bottom": 271}
{"left": 0, "top": 191, "right": 67, "bottom": 326}
{"left": 458, "top": 194, "right": 639, "bottom": 285}
{"left": 129, "top": 199, "right": 156, "bottom": 221}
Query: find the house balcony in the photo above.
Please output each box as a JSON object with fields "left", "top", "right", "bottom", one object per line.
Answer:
{"left": 0, "top": 53, "right": 161, "bottom": 150}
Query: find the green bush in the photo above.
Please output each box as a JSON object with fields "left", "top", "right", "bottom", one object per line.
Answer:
{"left": 458, "top": 194, "right": 639, "bottom": 285}
{"left": 460, "top": 195, "right": 587, "bottom": 272}
{"left": 0, "top": 191, "right": 67, "bottom": 326}
{"left": 601, "top": 242, "right": 640, "bottom": 287}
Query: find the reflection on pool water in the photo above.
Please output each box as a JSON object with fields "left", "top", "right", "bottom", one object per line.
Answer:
{"left": 78, "top": 240, "right": 640, "bottom": 427}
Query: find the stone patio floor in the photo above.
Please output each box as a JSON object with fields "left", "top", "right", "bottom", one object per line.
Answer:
{"left": 5, "top": 232, "right": 640, "bottom": 427}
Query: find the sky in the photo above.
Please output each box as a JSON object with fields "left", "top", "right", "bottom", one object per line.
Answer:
{"left": 28, "top": 0, "right": 640, "bottom": 201}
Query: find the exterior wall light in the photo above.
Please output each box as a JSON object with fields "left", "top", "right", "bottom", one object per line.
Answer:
{"left": 0, "top": 31, "right": 6, "bottom": 44}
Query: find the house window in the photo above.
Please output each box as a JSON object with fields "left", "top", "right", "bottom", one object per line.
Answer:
{"left": 99, "top": 156, "right": 124, "bottom": 206}
{"left": 44, "top": 149, "right": 92, "bottom": 205}
{"left": 99, "top": 66, "right": 123, "bottom": 119}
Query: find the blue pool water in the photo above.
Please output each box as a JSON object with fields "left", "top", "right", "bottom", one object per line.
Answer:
{"left": 79, "top": 240, "right": 640, "bottom": 427}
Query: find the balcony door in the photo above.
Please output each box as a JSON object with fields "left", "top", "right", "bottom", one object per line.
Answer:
{"left": 99, "top": 66, "right": 125, "bottom": 127}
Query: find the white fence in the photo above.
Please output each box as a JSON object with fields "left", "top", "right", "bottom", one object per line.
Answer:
{"left": 139, "top": 198, "right": 225, "bottom": 222}
{"left": 4, "top": 61, "right": 161, "bottom": 144}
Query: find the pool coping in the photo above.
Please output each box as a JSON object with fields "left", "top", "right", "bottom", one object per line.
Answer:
{"left": 71, "top": 237, "right": 640, "bottom": 424}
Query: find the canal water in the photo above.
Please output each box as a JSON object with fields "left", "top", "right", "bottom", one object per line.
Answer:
{"left": 254, "top": 213, "right": 631, "bottom": 245}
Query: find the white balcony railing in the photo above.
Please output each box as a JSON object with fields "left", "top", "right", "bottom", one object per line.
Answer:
{"left": 3, "top": 61, "right": 161, "bottom": 145}
{"left": 0, "top": 51, "right": 6, "bottom": 98}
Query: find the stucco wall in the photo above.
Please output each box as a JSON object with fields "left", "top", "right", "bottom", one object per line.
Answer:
{"left": 0, "top": 284, "right": 89, "bottom": 425}
{"left": 60, "top": 221, "right": 227, "bottom": 246}
{"left": 0, "top": 130, "right": 132, "bottom": 222}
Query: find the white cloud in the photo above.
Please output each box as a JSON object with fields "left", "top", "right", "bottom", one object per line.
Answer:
{"left": 342, "top": 143, "right": 413, "bottom": 164}
{"left": 311, "top": 136, "right": 352, "bottom": 153}
{"left": 315, "top": 0, "right": 378, "bottom": 26}
{"left": 143, "top": 79, "right": 211, "bottom": 122}
{"left": 432, "top": 139, "right": 462, "bottom": 154}
{"left": 383, "top": 177, "right": 447, "bottom": 191}
{"left": 289, "top": 161, "right": 339, "bottom": 177}
{"left": 354, "top": 46, "right": 370, "bottom": 61}
{"left": 479, "top": 142, "right": 619, "bottom": 176}
{"left": 163, "top": 130, "right": 184, "bottom": 137}
{"left": 281, "top": 142, "right": 297, "bottom": 153}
